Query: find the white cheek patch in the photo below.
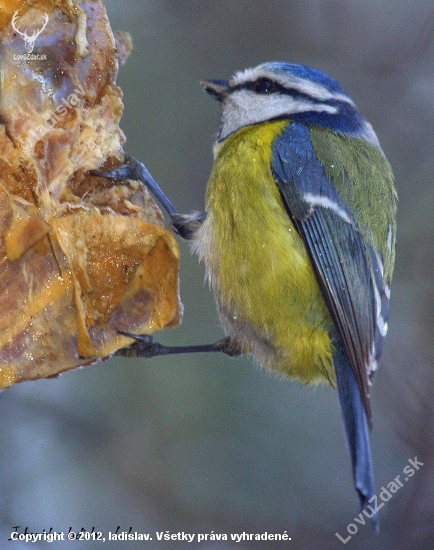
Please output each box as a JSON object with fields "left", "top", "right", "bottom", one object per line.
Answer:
{"left": 219, "top": 90, "right": 338, "bottom": 140}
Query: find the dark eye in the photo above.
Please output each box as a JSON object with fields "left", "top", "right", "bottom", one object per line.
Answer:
{"left": 252, "top": 78, "right": 278, "bottom": 94}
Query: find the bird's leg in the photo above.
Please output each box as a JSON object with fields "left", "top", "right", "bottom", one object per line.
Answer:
{"left": 90, "top": 154, "right": 206, "bottom": 240}
{"left": 114, "top": 332, "right": 242, "bottom": 359}
{"left": 90, "top": 156, "right": 239, "bottom": 360}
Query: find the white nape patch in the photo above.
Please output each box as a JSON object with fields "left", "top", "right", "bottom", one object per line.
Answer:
{"left": 231, "top": 65, "right": 354, "bottom": 105}
{"left": 377, "top": 315, "right": 388, "bottom": 337}
{"left": 303, "top": 193, "right": 353, "bottom": 225}
{"left": 219, "top": 90, "right": 338, "bottom": 140}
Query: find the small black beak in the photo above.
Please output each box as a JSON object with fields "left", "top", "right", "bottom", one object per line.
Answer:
{"left": 201, "top": 79, "right": 229, "bottom": 102}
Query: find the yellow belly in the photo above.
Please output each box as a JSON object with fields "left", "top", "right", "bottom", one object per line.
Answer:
{"left": 195, "top": 120, "right": 335, "bottom": 384}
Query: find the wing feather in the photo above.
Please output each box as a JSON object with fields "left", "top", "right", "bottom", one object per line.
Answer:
{"left": 298, "top": 209, "right": 373, "bottom": 423}
{"left": 272, "top": 122, "right": 377, "bottom": 426}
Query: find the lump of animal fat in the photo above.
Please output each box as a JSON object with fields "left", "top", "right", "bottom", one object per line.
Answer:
{"left": 0, "top": 0, "right": 183, "bottom": 389}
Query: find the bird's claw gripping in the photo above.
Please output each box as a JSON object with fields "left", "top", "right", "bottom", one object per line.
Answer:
{"left": 90, "top": 155, "right": 177, "bottom": 216}
{"left": 90, "top": 156, "right": 204, "bottom": 240}
{"left": 89, "top": 155, "right": 137, "bottom": 182}
{"left": 115, "top": 333, "right": 167, "bottom": 359}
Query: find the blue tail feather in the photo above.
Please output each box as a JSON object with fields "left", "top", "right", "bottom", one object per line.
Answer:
{"left": 333, "top": 349, "right": 379, "bottom": 532}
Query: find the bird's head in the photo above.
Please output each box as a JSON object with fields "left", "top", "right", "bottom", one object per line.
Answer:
{"left": 202, "top": 62, "right": 379, "bottom": 146}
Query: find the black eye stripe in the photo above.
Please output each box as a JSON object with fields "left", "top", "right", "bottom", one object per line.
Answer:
{"left": 233, "top": 77, "right": 283, "bottom": 94}
{"left": 250, "top": 77, "right": 279, "bottom": 94}
{"left": 230, "top": 77, "right": 331, "bottom": 106}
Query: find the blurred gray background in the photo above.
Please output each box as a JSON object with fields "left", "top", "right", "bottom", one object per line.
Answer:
{"left": 1, "top": 1, "right": 433, "bottom": 549}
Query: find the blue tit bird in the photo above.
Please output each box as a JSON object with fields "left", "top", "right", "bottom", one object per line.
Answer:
{"left": 96, "top": 62, "right": 397, "bottom": 531}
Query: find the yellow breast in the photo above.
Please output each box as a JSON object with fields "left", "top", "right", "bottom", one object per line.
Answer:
{"left": 195, "top": 120, "right": 335, "bottom": 384}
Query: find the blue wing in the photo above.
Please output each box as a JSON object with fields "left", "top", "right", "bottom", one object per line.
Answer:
{"left": 271, "top": 122, "right": 383, "bottom": 525}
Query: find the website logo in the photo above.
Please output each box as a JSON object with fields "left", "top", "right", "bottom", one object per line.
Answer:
{"left": 11, "top": 11, "right": 49, "bottom": 54}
